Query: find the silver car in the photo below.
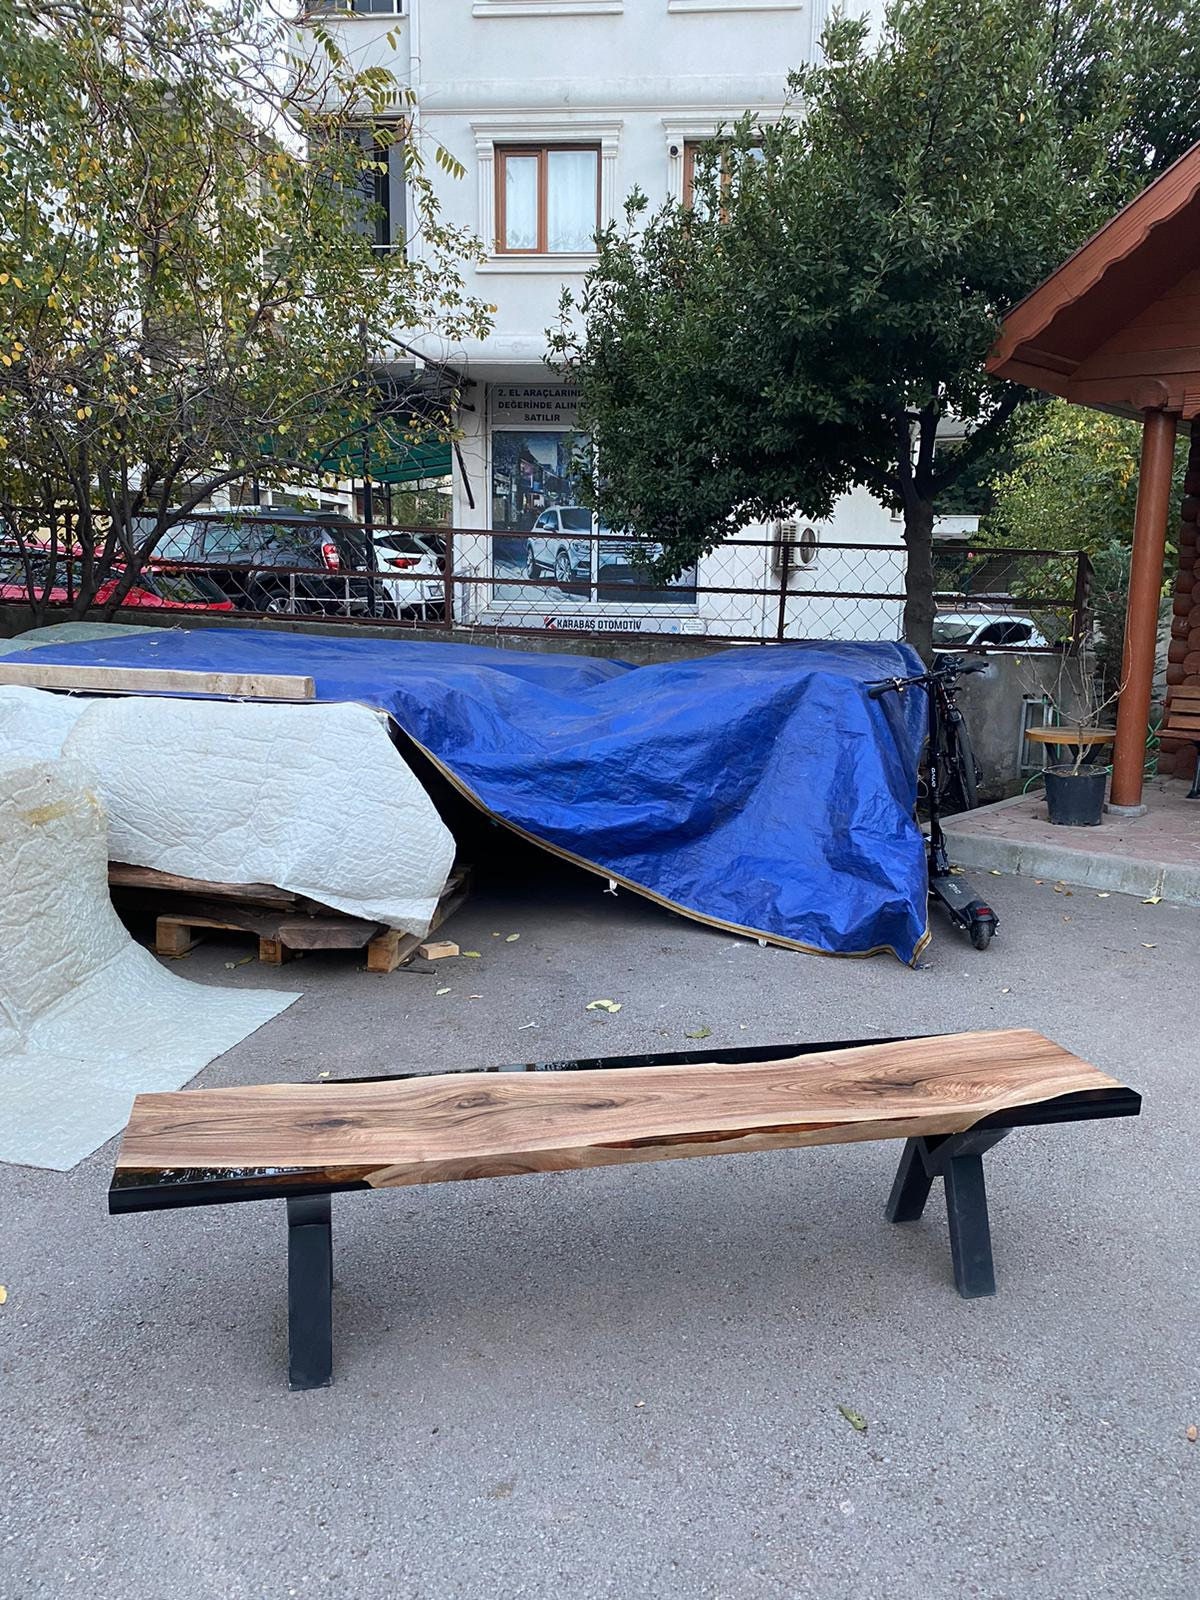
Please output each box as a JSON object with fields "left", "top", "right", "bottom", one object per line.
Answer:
{"left": 524, "top": 506, "right": 662, "bottom": 586}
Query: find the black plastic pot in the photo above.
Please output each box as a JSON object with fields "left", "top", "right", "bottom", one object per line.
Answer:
{"left": 1043, "top": 764, "right": 1107, "bottom": 827}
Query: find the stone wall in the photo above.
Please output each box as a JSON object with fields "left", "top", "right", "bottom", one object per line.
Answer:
{"left": 1159, "top": 420, "right": 1200, "bottom": 777}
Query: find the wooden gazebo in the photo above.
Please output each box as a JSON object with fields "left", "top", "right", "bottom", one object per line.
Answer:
{"left": 988, "top": 143, "right": 1200, "bottom": 812}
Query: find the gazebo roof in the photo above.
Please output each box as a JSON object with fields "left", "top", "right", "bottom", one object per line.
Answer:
{"left": 987, "top": 142, "right": 1200, "bottom": 418}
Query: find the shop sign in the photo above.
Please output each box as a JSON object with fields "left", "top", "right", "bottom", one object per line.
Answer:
{"left": 490, "top": 385, "right": 581, "bottom": 429}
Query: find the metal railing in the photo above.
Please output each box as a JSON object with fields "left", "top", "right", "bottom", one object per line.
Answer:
{"left": 0, "top": 513, "right": 1092, "bottom": 651}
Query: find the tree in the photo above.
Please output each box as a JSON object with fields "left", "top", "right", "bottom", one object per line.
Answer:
{"left": 983, "top": 398, "right": 1187, "bottom": 688}
{"left": 551, "top": 0, "right": 1200, "bottom": 659}
{"left": 0, "top": 0, "right": 490, "bottom": 621}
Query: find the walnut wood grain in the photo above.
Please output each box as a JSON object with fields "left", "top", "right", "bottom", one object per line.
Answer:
{"left": 114, "top": 1029, "right": 1124, "bottom": 1194}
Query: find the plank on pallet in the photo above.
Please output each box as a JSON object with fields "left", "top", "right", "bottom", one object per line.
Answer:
{"left": 0, "top": 662, "right": 315, "bottom": 700}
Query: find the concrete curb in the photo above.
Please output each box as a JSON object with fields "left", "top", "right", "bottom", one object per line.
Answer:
{"left": 943, "top": 804, "right": 1200, "bottom": 906}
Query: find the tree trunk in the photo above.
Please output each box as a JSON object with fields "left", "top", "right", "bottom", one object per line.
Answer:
{"left": 902, "top": 495, "right": 936, "bottom": 665}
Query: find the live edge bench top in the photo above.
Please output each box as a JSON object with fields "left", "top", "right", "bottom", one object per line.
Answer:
{"left": 110, "top": 1028, "right": 1136, "bottom": 1213}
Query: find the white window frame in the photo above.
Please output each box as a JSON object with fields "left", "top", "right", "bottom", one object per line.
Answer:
{"left": 473, "top": 2, "right": 621, "bottom": 15}
{"left": 668, "top": 1, "right": 800, "bottom": 11}
{"left": 473, "top": 117, "right": 622, "bottom": 272}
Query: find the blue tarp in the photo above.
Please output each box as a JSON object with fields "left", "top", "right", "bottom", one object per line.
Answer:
{"left": 17, "top": 627, "right": 931, "bottom": 961}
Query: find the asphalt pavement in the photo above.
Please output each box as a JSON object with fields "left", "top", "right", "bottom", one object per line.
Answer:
{"left": 2, "top": 867, "right": 1197, "bottom": 1599}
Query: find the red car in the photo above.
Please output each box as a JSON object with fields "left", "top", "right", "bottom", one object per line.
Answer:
{"left": 0, "top": 556, "right": 234, "bottom": 612}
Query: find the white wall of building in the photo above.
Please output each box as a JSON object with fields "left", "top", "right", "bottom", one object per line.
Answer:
{"left": 312, "top": 0, "right": 900, "bottom": 642}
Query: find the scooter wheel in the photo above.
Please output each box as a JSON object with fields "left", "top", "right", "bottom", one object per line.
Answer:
{"left": 970, "top": 919, "right": 996, "bottom": 951}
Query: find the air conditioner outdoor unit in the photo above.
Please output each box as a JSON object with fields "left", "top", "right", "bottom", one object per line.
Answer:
{"left": 771, "top": 522, "right": 818, "bottom": 575}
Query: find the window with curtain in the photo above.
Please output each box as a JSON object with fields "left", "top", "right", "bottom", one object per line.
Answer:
{"left": 495, "top": 145, "right": 600, "bottom": 254}
{"left": 683, "top": 140, "right": 765, "bottom": 219}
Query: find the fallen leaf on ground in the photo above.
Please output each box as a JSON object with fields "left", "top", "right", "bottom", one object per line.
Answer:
{"left": 436, "top": 987, "right": 451, "bottom": 996}
{"left": 505, "top": 934, "right": 520, "bottom": 942}
{"left": 586, "top": 999, "right": 622, "bottom": 1013}
{"left": 1141, "top": 943, "right": 1157, "bottom": 949}
{"left": 948, "top": 866, "right": 965, "bottom": 876}
{"left": 0, "top": 1285, "right": 7, "bottom": 1305}
{"left": 1001, "top": 987, "right": 1011, "bottom": 994}
{"left": 1187, "top": 1425, "right": 1197, "bottom": 1443}
{"left": 989, "top": 869, "right": 1002, "bottom": 876}
{"left": 837, "top": 1405, "right": 867, "bottom": 1433}
{"left": 684, "top": 1025, "right": 712, "bottom": 1039}
{"left": 634, "top": 1400, "right": 645, "bottom": 1408}
{"left": 1096, "top": 892, "right": 1110, "bottom": 898}
{"left": 1143, "top": 895, "right": 1162, "bottom": 905}
{"left": 317, "top": 1071, "right": 330, "bottom": 1079}
{"left": 462, "top": 951, "right": 482, "bottom": 958}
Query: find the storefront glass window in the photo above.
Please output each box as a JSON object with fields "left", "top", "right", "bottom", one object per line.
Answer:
{"left": 489, "top": 422, "right": 696, "bottom": 611}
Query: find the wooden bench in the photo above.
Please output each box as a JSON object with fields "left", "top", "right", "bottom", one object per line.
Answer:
{"left": 108, "top": 1029, "right": 1139, "bottom": 1389}
{"left": 1159, "top": 685, "right": 1200, "bottom": 797}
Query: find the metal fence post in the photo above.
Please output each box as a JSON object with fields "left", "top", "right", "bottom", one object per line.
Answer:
{"left": 774, "top": 536, "right": 790, "bottom": 641}
{"left": 443, "top": 525, "right": 455, "bottom": 627}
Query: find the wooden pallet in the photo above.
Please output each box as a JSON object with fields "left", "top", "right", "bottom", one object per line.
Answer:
{"left": 108, "top": 862, "right": 471, "bottom": 974}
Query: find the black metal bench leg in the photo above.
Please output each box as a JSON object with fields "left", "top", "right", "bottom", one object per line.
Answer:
{"left": 885, "top": 1138, "right": 934, "bottom": 1222}
{"left": 885, "top": 1132, "right": 1005, "bottom": 1298}
{"left": 943, "top": 1152, "right": 996, "bottom": 1299}
{"left": 287, "top": 1195, "right": 333, "bottom": 1390}
{"left": 1187, "top": 749, "right": 1200, "bottom": 800}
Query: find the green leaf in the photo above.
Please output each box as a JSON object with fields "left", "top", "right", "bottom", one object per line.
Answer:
{"left": 837, "top": 1405, "right": 868, "bottom": 1433}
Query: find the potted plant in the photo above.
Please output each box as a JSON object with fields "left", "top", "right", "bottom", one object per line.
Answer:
{"left": 1042, "top": 742, "right": 1111, "bottom": 826}
{"left": 1026, "top": 659, "right": 1119, "bottom": 828}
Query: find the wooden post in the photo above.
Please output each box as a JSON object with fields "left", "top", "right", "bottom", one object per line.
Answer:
{"left": 1110, "top": 408, "right": 1178, "bottom": 810}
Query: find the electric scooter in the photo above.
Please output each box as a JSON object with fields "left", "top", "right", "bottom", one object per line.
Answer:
{"left": 869, "top": 656, "right": 999, "bottom": 951}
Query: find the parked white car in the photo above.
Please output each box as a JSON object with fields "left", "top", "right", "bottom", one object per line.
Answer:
{"left": 524, "top": 506, "right": 662, "bottom": 585}
{"left": 375, "top": 531, "right": 445, "bottom": 620}
{"left": 933, "top": 611, "right": 1049, "bottom": 650}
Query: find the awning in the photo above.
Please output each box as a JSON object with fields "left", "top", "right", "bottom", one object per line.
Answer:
{"left": 313, "top": 423, "right": 452, "bottom": 486}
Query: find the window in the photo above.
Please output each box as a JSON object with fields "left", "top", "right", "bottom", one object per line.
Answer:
{"left": 307, "top": 0, "right": 404, "bottom": 14}
{"left": 977, "top": 621, "right": 1033, "bottom": 647}
{"left": 346, "top": 124, "right": 406, "bottom": 251}
{"left": 682, "top": 139, "right": 764, "bottom": 217}
{"left": 496, "top": 146, "right": 600, "bottom": 254}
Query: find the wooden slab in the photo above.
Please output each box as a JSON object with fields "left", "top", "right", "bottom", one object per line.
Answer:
{"left": 1025, "top": 727, "right": 1115, "bottom": 746}
{"left": 111, "top": 1030, "right": 1135, "bottom": 1210}
{"left": 109, "top": 863, "right": 300, "bottom": 910}
{"left": 0, "top": 662, "right": 315, "bottom": 700}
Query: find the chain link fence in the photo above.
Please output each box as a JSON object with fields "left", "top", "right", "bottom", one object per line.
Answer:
{"left": 0, "top": 510, "right": 1090, "bottom": 650}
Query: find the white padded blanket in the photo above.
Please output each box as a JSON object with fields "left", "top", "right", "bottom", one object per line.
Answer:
{"left": 0, "top": 761, "right": 296, "bottom": 1170}
{"left": 0, "top": 689, "right": 456, "bottom": 934}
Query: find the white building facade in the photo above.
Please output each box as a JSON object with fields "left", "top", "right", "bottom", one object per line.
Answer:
{"left": 313, "top": 0, "right": 907, "bottom": 643}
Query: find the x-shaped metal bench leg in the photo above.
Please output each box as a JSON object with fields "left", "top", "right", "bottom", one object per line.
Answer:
{"left": 886, "top": 1130, "right": 1009, "bottom": 1298}
{"left": 287, "top": 1195, "right": 333, "bottom": 1390}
